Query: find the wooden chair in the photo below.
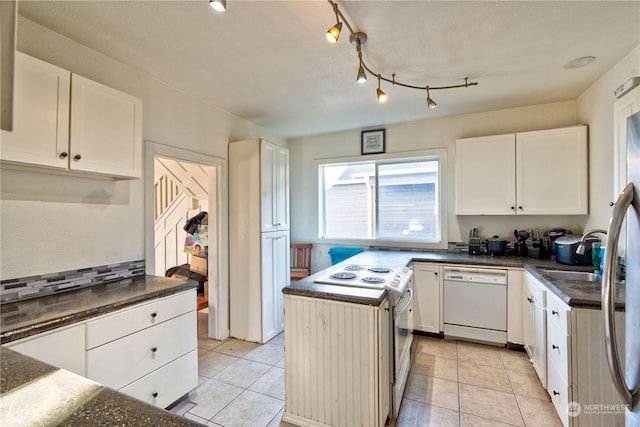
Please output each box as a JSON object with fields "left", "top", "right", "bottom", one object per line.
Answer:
{"left": 290, "top": 243, "right": 313, "bottom": 281}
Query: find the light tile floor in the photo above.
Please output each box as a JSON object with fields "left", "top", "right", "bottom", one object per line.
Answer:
{"left": 172, "top": 314, "right": 562, "bottom": 426}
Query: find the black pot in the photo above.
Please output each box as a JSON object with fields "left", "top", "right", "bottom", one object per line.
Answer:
{"left": 486, "top": 236, "right": 507, "bottom": 256}
{"left": 555, "top": 235, "right": 599, "bottom": 265}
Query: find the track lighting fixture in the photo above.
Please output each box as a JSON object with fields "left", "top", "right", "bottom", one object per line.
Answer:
{"left": 426, "top": 88, "right": 437, "bottom": 110}
{"left": 209, "top": 0, "right": 226, "bottom": 12}
{"left": 325, "top": 0, "right": 477, "bottom": 109}
{"left": 376, "top": 75, "right": 387, "bottom": 103}
{"left": 356, "top": 43, "right": 367, "bottom": 83}
{"left": 325, "top": 2, "right": 342, "bottom": 43}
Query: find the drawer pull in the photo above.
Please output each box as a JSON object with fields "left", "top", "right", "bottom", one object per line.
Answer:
{"left": 151, "top": 312, "right": 158, "bottom": 318}
{"left": 59, "top": 152, "right": 68, "bottom": 159}
{"left": 73, "top": 154, "right": 82, "bottom": 161}
{"left": 552, "top": 310, "right": 559, "bottom": 316}
{"left": 152, "top": 392, "right": 158, "bottom": 398}
{"left": 553, "top": 390, "right": 560, "bottom": 396}
{"left": 552, "top": 344, "right": 559, "bottom": 350}
{"left": 151, "top": 347, "right": 158, "bottom": 353}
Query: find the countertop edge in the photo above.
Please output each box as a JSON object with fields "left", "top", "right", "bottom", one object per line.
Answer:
{"left": 286, "top": 250, "right": 622, "bottom": 310}
{"left": 1, "top": 278, "right": 198, "bottom": 344}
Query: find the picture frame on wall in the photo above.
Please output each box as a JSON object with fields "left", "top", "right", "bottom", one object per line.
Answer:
{"left": 361, "top": 129, "right": 385, "bottom": 155}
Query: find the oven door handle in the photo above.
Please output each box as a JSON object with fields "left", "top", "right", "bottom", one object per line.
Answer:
{"left": 396, "top": 288, "right": 413, "bottom": 314}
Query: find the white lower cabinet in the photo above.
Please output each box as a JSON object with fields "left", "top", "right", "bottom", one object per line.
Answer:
{"left": 524, "top": 272, "right": 547, "bottom": 388}
{"left": 5, "top": 290, "right": 198, "bottom": 409}
{"left": 85, "top": 290, "right": 198, "bottom": 407}
{"left": 283, "top": 294, "right": 390, "bottom": 427}
{"left": 524, "top": 273, "right": 626, "bottom": 427}
{"left": 120, "top": 350, "right": 198, "bottom": 409}
{"left": 412, "top": 263, "right": 442, "bottom": 334}
{"left": 507, "top": 268, "right": 524, "bottom": 345}
{"left": 6, "top": 322, "right": 86, "bottom": 376}
{"left": 86, "top": 311, "right": 196, "bottom": 390}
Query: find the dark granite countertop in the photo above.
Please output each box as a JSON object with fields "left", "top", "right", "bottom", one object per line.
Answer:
{"left": 0, "top": 347, "right": 202, "bottom": 426}
{"left": 283, "top": 249, "right": 624, "bottom": 310}
{"left": 0, "top": 275, "right": 198, "bottom": 344}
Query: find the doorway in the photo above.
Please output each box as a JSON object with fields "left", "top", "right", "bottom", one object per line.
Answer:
{"left": 145, "top": 141, "right": 229, "bottom": 341}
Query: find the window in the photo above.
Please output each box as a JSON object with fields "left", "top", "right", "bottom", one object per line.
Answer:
{"left": 319, "top": 153, "right": 444, "bottom": 244}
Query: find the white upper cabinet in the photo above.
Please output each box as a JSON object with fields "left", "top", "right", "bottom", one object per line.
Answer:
{"left": 516, "top": 126, "right": 588, "bottom": 215}
{"left": 1, "top": 52, "right": 70, "bottom": 169}
{"left": 260, "top": 141, "right": 290, "bottom": 232}
{"left": 456, "top": 126, "right": 588, "bottom": 215}
{"left": 455, "top": 134, "right": 516, "bottom": 215}
{"left": 1, "top": 53, "right": 142, "bottom": 179}
{"left": 69, "top": 74, "right": 142, "bottom": 178}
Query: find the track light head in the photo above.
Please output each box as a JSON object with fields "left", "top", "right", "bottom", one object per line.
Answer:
{"left": 326, "top": 21, "right": 342, "bottom": 43}
{"left": 357, "top": 62, "right": 367, "bottom": 83}
{"left": 209, "top": 0, "right": 226, "bottom": 12}
{"left": 376, "top": 76, "right": 387, "bottom": 102}
{"left": 426, "top": 88, "right": 437, "bottom": 109}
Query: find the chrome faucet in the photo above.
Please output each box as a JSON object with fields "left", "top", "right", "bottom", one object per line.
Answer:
{"left": 576, "top": 229, "right": 608, "bottom": 255}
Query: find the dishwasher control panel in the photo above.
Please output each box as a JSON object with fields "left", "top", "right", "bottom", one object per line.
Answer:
{"left": 443, "top": 268, "right": 507, "bottom": 285}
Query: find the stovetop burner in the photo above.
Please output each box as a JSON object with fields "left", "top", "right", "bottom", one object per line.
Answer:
{"left": 367, "top": 267, "right": 391, "bottom": 273}
{"left": 361, "top": 276, "right": 385, "bottom": 284}
{"left": 329, "top": 272, "right": 358, "bottom": 280}
{"left": 344, "top": 265, "right": 364, "bottom": 271}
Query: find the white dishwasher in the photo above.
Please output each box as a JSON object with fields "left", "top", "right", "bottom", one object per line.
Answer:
{"left": 443, "top": 267, "right": 507, "bottom": 345}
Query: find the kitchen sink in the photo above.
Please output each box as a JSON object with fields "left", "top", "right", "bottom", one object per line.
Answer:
{"left": 543, "top": 270, "right": 601, "bottom": 282}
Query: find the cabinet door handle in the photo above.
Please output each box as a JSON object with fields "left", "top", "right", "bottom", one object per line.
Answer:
{"left": 518, "top": 206, "right": 523, "bottom": 210}
{"left": 59, "top": 152, "right": 68, "bottom": 159}
{"left": 552, "top": 344, "right": 559, "bottom": 350}
{"left": 553, "top": 390, "right": 560, "bottom": 396}
{"left": 609, "top": 201, "right": 615, "bottom": 207}
{"left": 527, "top": 297, "right": 534, "bottom": 303}
{"left": 151, "top": 312, "right": 157, "bottom": 318}
{"left": 152, "top": 392, "right": 158, "bottom": 398}
{"left": 151, "top": 347, "right": 158, "bottom": 353}
{"left": 73, "top": 154, "right": 82, "bottom": 161}
{"left": 552, "top": 310, "right": 559, "bottom": 316}
{"left": 510, "top": 206, "right": 515, "bottom": 210}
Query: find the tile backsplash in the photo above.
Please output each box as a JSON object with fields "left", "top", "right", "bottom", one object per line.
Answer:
{"left": 0, "top": 260, "right": 145, "bottom": 303}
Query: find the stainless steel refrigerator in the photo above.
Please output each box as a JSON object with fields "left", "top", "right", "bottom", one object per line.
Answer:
{"left": 604, "top": 110, "right": 640, "bottom": 426}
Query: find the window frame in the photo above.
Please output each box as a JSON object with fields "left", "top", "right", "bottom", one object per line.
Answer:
{"left": 316, "top": 149, "right": 448, "bottom": 249}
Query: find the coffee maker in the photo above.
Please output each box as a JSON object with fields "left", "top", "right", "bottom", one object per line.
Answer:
{"left": 544, "top": 228, "right": 571, "bottom": 260}
{"left": 514, "top": 229, "right": 529, "bottom": 257}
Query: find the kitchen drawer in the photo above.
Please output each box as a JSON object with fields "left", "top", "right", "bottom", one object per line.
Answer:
{"left": 86, "top": 311, "right": 196, "bottom": 390}
{"left": 548, "top": 360, "right": 571, "bottom": 427}
{"left": 120, "top": 349, "right": 198, "bottom": 409}
{"left": 546, "top": 293, "right": 570, "bottom": 337}
{"left": 547, "top": 324, "right": 571, "bottom": 385}
{"left": 526, "top": 275, "right": 545, "bottom": 306}
{"left": 86, "top": 290, "right": 195, "bottom": 349}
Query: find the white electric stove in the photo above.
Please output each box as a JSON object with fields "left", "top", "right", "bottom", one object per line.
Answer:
{"left": 314, "top": 264, "right": 412, "bottom": 301}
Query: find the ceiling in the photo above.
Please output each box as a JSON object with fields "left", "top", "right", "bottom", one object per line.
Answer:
{"left": 17, "top": 1, "right": 640, "bottom": 139}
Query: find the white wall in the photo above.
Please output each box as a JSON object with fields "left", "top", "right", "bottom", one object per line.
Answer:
{"left": 0, "top": 17, "right": 285, "bottom": 280}
{"left": 289, "top": 101, "right": 591, "bottom": 272}
{"left": 578, "top": 45, "right": 640, "bottom": 231}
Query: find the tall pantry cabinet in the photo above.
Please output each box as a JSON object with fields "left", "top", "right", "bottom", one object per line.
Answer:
{"left": 229, "top": 139, "right": 290, "bottom": 344}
